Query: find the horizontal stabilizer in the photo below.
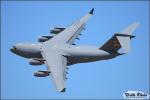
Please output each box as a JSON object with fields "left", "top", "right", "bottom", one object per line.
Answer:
{"left": 114, "top": 34, "right": 135, "bottom": 39}
{"left": 117, "top": 22, "right": 140, "bottom": 53}
{"left": 100, "top": 22, "right": 140, "bottom": 53}
{"left": 120, "top": 22, "right": 140, "bottom": 35}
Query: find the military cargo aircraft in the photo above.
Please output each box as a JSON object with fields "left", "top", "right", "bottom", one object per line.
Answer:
{"left": 10, "top": 8, "right": 139, "bottom": 92}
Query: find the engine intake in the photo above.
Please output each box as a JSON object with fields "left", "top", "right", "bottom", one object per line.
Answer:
{"left": 29, "top": 59, "right": 43, "bottom": 65}
{"left": 38, "top": 36, "right": 53, "bottom": 42}
{"left": 50, "top": 27, "right": 66, "bottom": 34}
{"left": 34, "top": 71, "right": 50, "bottom": 77}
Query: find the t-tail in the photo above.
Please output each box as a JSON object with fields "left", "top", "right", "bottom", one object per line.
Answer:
{"left": 100, "top": 22, "right": 140, "bottom": 54}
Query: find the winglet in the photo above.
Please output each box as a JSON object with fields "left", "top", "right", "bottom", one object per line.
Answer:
{"left": 89, "top": 8, "right": 94, "bottom": 15}
{"left": 60, "top": 88, "right": 66, "bottom": 92}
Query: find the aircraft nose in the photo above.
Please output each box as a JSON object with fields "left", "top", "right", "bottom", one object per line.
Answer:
{"left": 10, "top": 45, "right": 17, "bottom": 52}
{"left": 13, "top": 45, "right": 17, "bottom": 50}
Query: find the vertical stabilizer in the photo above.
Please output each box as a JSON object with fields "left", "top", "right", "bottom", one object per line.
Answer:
{"left": 100, "top": 22, "right": 140, "bottom": 54}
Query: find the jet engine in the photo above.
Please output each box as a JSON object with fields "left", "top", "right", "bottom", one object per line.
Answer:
{"left": 29, "top": 59, "right": 43, "bottom": 65}
{"left": 34, "top": 71, "right": 50, "bottom": 77}
{"left": 50, "top": 27, "right": 66, "bottom": 34}
{"left": 38, "top": 36, "right": 53, "bottom": 42}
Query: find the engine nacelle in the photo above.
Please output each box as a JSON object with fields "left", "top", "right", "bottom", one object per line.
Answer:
{"left": 50, "top": 27, "right": 66, "bottom": 34}
{"left": 50, "top": 29, "right": 61, "bottom": 34}
{"left": 38, "top": 36, "right": 53, "bottom": 42}
{"left": 34, "top": 71, "right": 50, "bottom": 77}
{"left": 29, "top": 59, "right": 43, "bottom": 65}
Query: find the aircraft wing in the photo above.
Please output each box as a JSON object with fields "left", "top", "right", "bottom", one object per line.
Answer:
{"left": 41, "top": 46, "right": 67, "bottom": 92}
{"left": 45, "top": 8, "right": 94, "bottom": 45}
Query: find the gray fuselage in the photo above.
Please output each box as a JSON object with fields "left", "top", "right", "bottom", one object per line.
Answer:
{"left": 10, "top": 43, "right": 119, "bottom": 65}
